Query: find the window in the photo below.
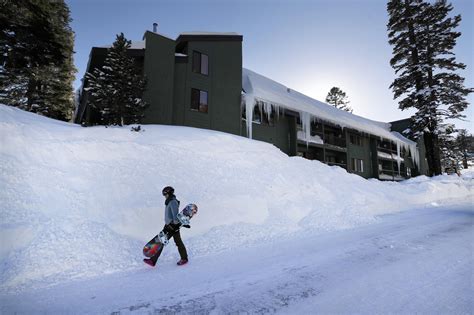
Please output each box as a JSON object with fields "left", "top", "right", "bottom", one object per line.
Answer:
{"left": 192, "top": 51, "right": 208, "bottom": 75}
{"left": 191, "top": 88, "right": 208, "bottom": 113}
{"left": 241, "top": 102, "right": 274, "bottom": 126}
{"left": 350, "top": 134, "right": 363, "bottom": 146}
{"left": 310, "top": 122, "right": 323, "bottom": 136}
{"left": 241, "top": 105, "right": 261, "bottom": 123}
{"left": 351, "top": 158, "right": 364, "bottom": 173}
{"left": 326, "top": 156, "right": 337, "bottom": 164}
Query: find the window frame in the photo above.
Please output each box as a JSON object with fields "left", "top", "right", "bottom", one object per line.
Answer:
{"left": 351, "top": 158, "right": 364, "bottom": 173}
{"left": 350, "top": 134, "right": 363, "bottom": 146}
{"left": 190, "top": 88, "right": 208, "bottom": 113}
{"left": 192, "top": 50, "right": 209, "bottom": 76}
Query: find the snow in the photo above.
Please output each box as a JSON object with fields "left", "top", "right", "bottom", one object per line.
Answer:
{"left": 242, "top": 68, "right": 419, "bottom": 166}
{"left": 1, "top": 203, "right": 472, "bottom": 314}
{"left": 0, "top": 105, "right": 473, "bottom": 312}
{"left": 379, "top": 173, "right": 405, "bottom": 181}
{"left": 377, "top": 151, "right": 404, "bottom": 162}
{"left": 297, "top": 130, "right": 324, "bottom": 144}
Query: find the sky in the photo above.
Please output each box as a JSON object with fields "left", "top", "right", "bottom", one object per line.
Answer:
{"left": 67, "top": 0, "right": 473, "bottom": 132}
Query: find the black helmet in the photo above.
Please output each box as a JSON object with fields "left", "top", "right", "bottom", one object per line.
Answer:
{"left": 162, "top": 186, "right": 174, "bottom": 196}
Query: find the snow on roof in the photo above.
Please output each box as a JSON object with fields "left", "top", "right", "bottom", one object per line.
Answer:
{"left": 242, "top": 68, "right": 420, "bottom": 167}
{"left": 242, "top": 68, "right": 415, "bottom": 146}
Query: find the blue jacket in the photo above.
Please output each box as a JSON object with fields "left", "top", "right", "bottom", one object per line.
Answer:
{"left": 164, "top": 195, "right": 180, "bottom": 225}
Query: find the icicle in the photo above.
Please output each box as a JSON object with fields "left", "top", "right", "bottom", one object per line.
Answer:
{"left": 245, "top": 94, "right": 256, "bottom": 139}
{"left": 396, "top": 141, "right": 401, "bottom": 176}
{"left": 263, "top": 101, "right": 272, "bottom": 122}
{"left": 275, "top": 104, "right": 280, "bottom": 121}
{"left": 300, "top": 111, "right": 311, "bottom": 148}
{"left": 257, "top": 101, "right": 263, "bottom": 120}
{"left": 409, "top": 143, "right": 420, "bottom": 168}
{"left": 399, "top": 141, "right": 420, "bottom": 171}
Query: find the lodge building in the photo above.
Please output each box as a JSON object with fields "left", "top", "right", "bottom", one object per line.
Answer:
{"left": 75, "top": 28, "right": 428, "bottom": 180}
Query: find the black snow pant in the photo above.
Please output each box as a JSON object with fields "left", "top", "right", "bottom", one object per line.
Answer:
{"left": 150, "top": 228, "right": 188, "bottom": 264}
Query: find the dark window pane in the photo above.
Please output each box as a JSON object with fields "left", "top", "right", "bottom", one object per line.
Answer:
{"left": 201, "top": 53, "right": 208, "bottom": 75}
{"left": 253, "top": 105, "right": 261, "bottom": 123}
{"left": 191, "top": 88, "right": 200, "bottom": 110}
{"left": 192, "top": 51, "right": 201, "bottom": 73}
{"left": 199, "top": 90, "right": 208, "bottom": 113}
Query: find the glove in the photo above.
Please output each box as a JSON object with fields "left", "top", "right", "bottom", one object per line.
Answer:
{"left": 182, "top": 225, "right": 191, "bottom": 229}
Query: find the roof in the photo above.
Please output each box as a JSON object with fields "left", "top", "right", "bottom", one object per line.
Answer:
{"left": 241, "top": 68, "right": 416, "bottom": 147}
{"left": 179, "top": 31, "right": 240, "bottom": 36}
{"left": 176, "top": 32, "right": 243, "bottom": 43}
{"left": 99, "top": 40, "right": 146, "bottom": 50}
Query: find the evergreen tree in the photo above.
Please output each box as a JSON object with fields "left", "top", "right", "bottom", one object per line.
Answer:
{"left": 438, "top": 124, "right": 459, "bottom": 172}
{"left": 387, "top": 0, "right": 473, "bottom": 176}
{"left": 0, "top": 0, "right": 75, "bottom": 121}
{"left": 325, "top": 87, "right": 353, "bottom": 113}
{"left": 85, "top": 33, "right": 148, "bottom": 126}
{"left": 455, "top": 129, "right": 470, "bottom": 169}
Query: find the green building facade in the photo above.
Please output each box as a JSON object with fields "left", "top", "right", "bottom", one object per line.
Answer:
{"left": 75, "top": 28, "right": 426, "bottom": 180}
{"left": 76, "top": 31, "right": 243, "bottom": 137}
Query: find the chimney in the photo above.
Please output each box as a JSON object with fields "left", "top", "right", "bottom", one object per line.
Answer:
{"left": 153, "top": 23, "right": 158, "bottom": 33}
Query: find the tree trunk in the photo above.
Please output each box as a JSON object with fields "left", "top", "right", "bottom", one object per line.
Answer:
{"left": 424, "top": 132, "right": 442, "bottom": 176}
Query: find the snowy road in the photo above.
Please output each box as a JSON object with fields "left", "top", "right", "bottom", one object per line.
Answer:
{"left": 1, "top": 203, "right": 473, "bottom": 314}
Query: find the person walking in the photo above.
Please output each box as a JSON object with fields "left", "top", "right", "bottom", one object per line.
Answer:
{"left": 143, "top": 186, "right": 188, "bottom": 267}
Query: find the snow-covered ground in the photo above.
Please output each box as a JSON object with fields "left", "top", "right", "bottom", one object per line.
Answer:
{"left": 1, "top": 105, "right": 473, "bottom": 313}
{"left": 1, "top": 203, "right": 472, "bottom": 314}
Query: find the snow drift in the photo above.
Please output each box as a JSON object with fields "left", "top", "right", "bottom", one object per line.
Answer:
{"left": 0, "top": 104, "right": 472, "bottom": 293}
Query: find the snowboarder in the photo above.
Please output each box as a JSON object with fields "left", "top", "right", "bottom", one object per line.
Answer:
{"left": 143, "top": 186, "right": 189, "bottom": 267}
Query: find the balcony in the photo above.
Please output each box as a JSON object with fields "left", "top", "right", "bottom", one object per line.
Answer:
{"left": 379, "top": 170, "right": 405, "bottom": 181}
{"left": 377, "top": 151, "right": 403, "bottom": 163}
{"left": 324, "top": 135, "right": 347, "bottom": 148}
{"left": 297, "top": 130, "right": 324, "bottom": 145}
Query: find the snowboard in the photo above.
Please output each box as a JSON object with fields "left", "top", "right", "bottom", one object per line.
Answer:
{"left": 143, "top": 204, "right": 198, "bottom": 258}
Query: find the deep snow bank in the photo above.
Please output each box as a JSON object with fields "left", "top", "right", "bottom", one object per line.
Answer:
{"left": 0, "top": 105, "right": 472, "bottom": 293}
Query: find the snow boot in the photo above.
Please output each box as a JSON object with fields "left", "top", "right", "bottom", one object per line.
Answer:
{"left": 143, "top": 258, "right": 156, "bottom": 267}
{"left": 177, "top": 259, "right": 188, "bottom": 266}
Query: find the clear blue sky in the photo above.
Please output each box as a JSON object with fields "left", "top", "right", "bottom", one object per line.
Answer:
{"left": 67, "top": 0, "right": 473, "bottom": 132}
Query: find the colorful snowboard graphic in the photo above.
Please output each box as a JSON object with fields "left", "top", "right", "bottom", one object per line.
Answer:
{"left": 143, "top": 204, "right": 198, "bottom": 259}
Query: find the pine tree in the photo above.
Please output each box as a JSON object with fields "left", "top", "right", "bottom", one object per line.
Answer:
{"left": 455, "top": 129, "right": 470, "bottom": 169}
{"left": 41, "top": 0, "right": 76, "bottom": 121}
{"left": 438, "top": 124, "right": 459, "bottom": 172}
{"left": 0, "top": 0, "right": 75, "bottom": 120}
{"left": 387, "top": 0, "right": 473, "bottom": 176}
{"left": 325, "top": 87, "right": 353, "bottom": 113}
{"left": 85, "top": 33, "right": 148, "bottom": 126}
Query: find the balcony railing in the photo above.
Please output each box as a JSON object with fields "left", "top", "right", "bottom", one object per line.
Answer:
{"left": 324, "top": 136, "right": 347, "bottom": 148}
{"left": 327, "top": 161, "right": 347, "bottom": 168}
{"left": 378, "top": 170, "right": 405, "bottom": 181}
